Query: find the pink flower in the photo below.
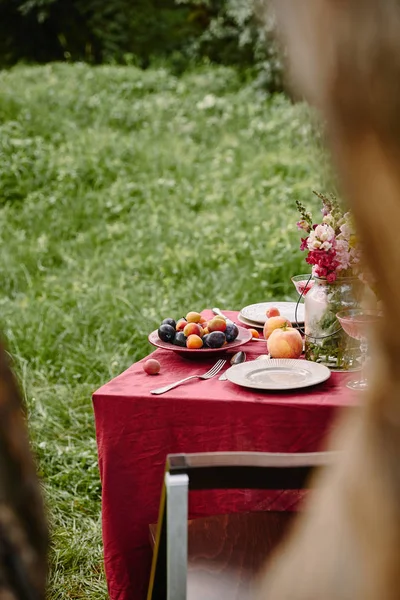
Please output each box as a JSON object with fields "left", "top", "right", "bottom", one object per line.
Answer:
{"left": 335, "top": 239, "right": 351, "bottom": 271}
{"left": 300, "top": 237, "right": 308, "bottom": 251}
{"left": 297, "top": 220, "right": 310, "bottom": 232}
{"left": 297, "top": 196, "right": 361, "bottom": 281}
{"left": 305, "top": 248, "right": 340, "bottom": 280}
{"left": 321, "top": 204, "right": 330, "bottom": 216}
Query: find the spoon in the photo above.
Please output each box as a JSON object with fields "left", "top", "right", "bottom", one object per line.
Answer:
{"left": 219, "top": 351, "right": 246, "bottom": 380}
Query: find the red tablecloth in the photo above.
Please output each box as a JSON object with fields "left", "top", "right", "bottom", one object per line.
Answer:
{"left": 92, "top": 310, "right": 357, "bottom": 600}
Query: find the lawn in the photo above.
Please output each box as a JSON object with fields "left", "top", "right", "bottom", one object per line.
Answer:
{"left": 0, "top": 63, "right": 325, "bottom": 598}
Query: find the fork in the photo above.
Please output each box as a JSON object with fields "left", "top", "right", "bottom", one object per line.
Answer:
{"left": 150, "top": 359, "right": 226, "bottom": 395}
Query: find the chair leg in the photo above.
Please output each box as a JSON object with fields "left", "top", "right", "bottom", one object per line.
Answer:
{"left": 165, "top": 472, "right": 189, "bottom": 600}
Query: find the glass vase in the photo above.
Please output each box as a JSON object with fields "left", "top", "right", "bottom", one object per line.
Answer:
{"left": 304, "top": 276, "right": 361, "bottom": 370}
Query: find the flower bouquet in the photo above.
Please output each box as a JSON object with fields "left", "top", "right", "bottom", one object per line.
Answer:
{"left": 296, "top": 192, "right": 363, "bottom": 369}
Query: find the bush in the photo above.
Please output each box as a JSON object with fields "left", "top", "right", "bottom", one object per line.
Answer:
{"left": 0, "top": 0, "right": 284, "bottom": 92}
{"left": 0, "top": 0, "right": 202, "bottom": 66}
{"left": 176, "top": 0, "right": 284, "bottom": 91}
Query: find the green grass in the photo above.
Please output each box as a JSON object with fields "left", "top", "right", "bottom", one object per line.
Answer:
{"left": 0, "top": 63, "right": 325, "bottom": 598}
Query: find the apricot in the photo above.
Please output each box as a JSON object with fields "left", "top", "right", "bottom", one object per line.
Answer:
{"left": 267, "top": 327, "right": 303, "bottom": 359}
{"left": 186, "top": 334, "right": 203, "bottom": 349}
{"left": 249, "top": 328, "right": 260, "bottom": 338}
{"left": 199, "top": 316, "right": 207, "bottom": 325}
{"left": 266, "top": 307, "right": 280, "bottom": 318}
{"left": 263, "top": 316, "right": 292, "bottom": 340}
{"left": 186, "top": 311, "right": 202, "bottom": 323}
{"left": 143, "top": 359, "right": 161, "bottom": 375}
{"left": 183, "top": 323, "right": 202, "bottom": 337}
{"left": 176, "top": 318, "right": 187, "bottom": 332}
{"left": 208, "top": 317, "right": 227, "bottom": 333}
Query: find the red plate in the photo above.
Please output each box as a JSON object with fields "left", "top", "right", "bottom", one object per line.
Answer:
{"left": 148, "top": 326, "right": 253, "bottom": 356}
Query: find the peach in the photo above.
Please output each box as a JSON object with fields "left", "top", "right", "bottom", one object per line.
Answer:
{"left": 183, "top": 323, "right": 202, "bottom": 337}
{"left": 186, "top": 311, "right": 202, "bottom": 323}
{"left": 186, "top": 334, "right": 203, "bottom": 349}
{"left": 263, "top": 316, "right": 292, "bottom": 340}
{"left": 266, "top": 306, "right": 280, "bottom": 318}
{"left": 208, "top": 317, "right": 227, "bottom": 333}
{"left": 176, "top": 318, "right": 187, "bottom": 332}
{"left": 249, "top": 328, "right": 260, "bottom": 338}
{"left": 267, "top": 327, "right": 303, "bottom": 359}
{"left": 143, "top": 358, "right": 161, "bottom": 375}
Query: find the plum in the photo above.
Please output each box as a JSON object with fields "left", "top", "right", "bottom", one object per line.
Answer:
{"left": 225, "top": 323, "right": 239, "bottom": 342}
{"left": 202, "top": 334, "right": 210, "bottom": 347}
{"left": 207, "top": 331, "right": 226, "bottom": 348}
{"left": 174, "top": 332, "right": 187, "bottom": 347}
{"left": 162, "top": 318, "right": 176, "bottom": 329}
{"left": 158, "top": 324, "right": 176, "bottom": 343}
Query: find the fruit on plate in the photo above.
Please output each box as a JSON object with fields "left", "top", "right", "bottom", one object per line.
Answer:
{"left": 267, "top": 326, "right": 303, "bottom": 359}
{"left": 225, "top": 323, "right": 239, "bottom": 343}
{"left": 183, "top": 322, "right": 203, "bottom": 338}
{"left": 158, "top": 324, "right": 176, "bottom": 343}
{"left": 143, "top": 358, "right": 161, "bottom": 375}
{"left": 155, "top": 311, "right": 241, "bottom": 350}
{"left": 186, "top": 311, "right": 202, "bottom": 323}
{"left": 174, "top": 332, "right": 187, "bottom": 347}
{"left": 176, "top": 318, "right": 187, "bottom": 332}
{"left": 186, "top": 334, "right": 203, "bottom": 349}
{"left": 266, "top": 307, "right": 280, "bottom": 318}
{"left": 263, "top": 316, "right": 292, "bottom": 340}
{"left": 249, "top": 328, "right": 259, "bottom": 338}
{"left": 207, "top": 331, "right": 226, "bottom": 348}
{"left": 207, "top": 316, "right": 227, "bottom": 333}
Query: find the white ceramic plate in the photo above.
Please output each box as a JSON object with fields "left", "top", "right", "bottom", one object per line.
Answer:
{"left": 237, "top": 313, "right": 265, "bottom": 329}
{"left": 240, "top": 302, "right": 305, "bottom": 326}
{"left": 225, "top": 358, "right": 331, "bottom": 391}
{"left": 237, "top": 312, "right": 303, "bottom": 330}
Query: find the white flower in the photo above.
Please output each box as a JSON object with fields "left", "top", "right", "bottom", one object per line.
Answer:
{"left": 320, "top": 241, "right": 333, "bottom": 251}
{"left": 315, "top": 223, "right": 335, "bottom": 242}
{"left": 307, "top": 223, "right": 335, "bottom": 251}
{"left": 322, "top": 214, "right": 334, "bottom": 226}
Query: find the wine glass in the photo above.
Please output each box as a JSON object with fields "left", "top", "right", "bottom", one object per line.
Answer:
{"left": 336, "top": 309, "right": 381, "bottom": 390}
{"left": 291, "top": 274, "right": 314, "bottom": 299}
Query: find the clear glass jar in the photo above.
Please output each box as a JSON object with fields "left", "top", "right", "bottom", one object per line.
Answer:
{"left": 304, "top": 276, "right": 362, "bottom": 370}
